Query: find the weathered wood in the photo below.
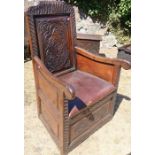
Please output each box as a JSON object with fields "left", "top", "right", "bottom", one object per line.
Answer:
{"left": 26, "top": 1, "right": 131, "bottom": 155}
{"left": 77, "top": 33, "right": 102, "bottom": 41}
{"left": 26, "top": 1, "right": 77, "bottom": 75}
{"left": 77, "top": 33, "right": 102, "bottom": 54}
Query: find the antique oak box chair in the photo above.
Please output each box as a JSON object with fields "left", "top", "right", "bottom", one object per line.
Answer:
{"left": 26, "top": 1, "right": 130, "bottom": 155}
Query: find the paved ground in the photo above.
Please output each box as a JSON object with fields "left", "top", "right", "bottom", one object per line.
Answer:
{"left": 24, "top": 60, "right": 131, "bottom": 155}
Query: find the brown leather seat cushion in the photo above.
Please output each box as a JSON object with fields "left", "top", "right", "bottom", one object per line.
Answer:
{"left": 59, "top": 70, "right": 116, "bottom": 117}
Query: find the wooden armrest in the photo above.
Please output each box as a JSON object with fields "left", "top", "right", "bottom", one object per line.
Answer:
{"left": 33, "top": 56, "right": 75, "bottom": 100}
{"left": 75, "top": 46, "right": 131, "bottom": 87}
{"left": 75, "top": 46, "right": 131, "bottom": 70}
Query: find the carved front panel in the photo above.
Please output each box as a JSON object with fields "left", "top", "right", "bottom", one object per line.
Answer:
{"left": 35, "top": 16, "right": 71, "bottom": 73}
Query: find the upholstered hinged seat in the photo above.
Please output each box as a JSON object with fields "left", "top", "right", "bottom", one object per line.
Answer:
{"left": 59, "top": 70, "right": 116, "bottom": 117}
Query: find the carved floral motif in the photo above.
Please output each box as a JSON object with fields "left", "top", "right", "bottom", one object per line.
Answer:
{"left": 36, "top": 17, "right": 71, "bottom": 72}
{"left": 26, "top": 1, "right": 77, "bottom": 74}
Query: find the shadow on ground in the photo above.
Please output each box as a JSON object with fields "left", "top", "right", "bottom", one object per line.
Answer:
{"left": 114, "top": 93, "right": 131, "bottom": 115}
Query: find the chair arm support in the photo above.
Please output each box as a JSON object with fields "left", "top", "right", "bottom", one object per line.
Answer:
{"left": 75, "top": 46, "right": 131, "bottom": 70}
{"left": 75, "top": 46, "right": 131, "bottom": 87}
{"left": 33, "top": 56, "right": 75, "bottom": 100}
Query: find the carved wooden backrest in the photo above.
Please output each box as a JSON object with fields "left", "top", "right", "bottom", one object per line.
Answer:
{"left": 26, "top": 1, "right": 76, "bottom": 73}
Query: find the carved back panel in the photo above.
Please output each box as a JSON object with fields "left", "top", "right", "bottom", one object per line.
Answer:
{"left": 26, "top": 1, "right": 76, "bottom": 73}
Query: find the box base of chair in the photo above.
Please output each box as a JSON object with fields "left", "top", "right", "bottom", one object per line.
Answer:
{"left": 68, "top": 94, "right": 115, "bottom": 152}
{"left": 38, "top": 92, "right": 116, "bottom": 155}
{"left": 69, "top": 114, "right": 113, "bottom": 152}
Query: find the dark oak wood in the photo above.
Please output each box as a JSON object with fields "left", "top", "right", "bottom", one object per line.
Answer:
{"left": 26, "top": 1, "right": 131, "bottom": 155}
{"left": 24, "top": 31, "right": 102, "bottom": 61}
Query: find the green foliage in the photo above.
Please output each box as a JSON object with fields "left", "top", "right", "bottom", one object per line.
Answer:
{"left": 64, "top": 0, "right": 131, "bottom": 42}
{"left": 109, "top": 0, "right": 131, "bottom": 34}
{"left": 65, "top": 0, "right": 114, "bottom": 22}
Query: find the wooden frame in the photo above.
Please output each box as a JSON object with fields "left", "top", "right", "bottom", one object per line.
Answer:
{"left": 26, "top": 1, "right": 131, "bottom": 155}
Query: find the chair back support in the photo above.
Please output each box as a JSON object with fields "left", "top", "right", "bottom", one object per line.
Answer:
{"left": 26, "top": 1, "right": 76, "bottom": 73}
